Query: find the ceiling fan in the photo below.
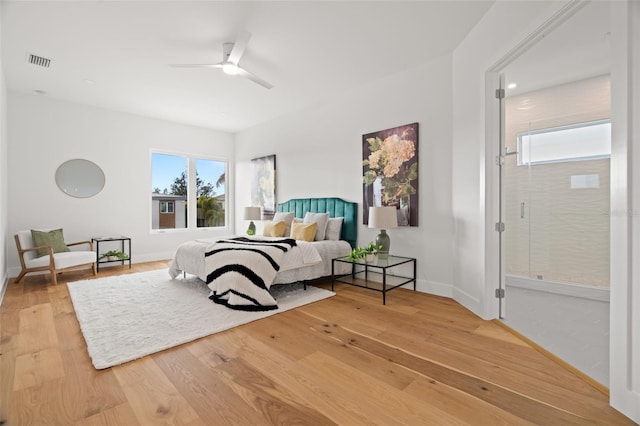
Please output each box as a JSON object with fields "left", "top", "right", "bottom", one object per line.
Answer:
{"left": 170, "top": 31, "right": 273, "bottom": 90}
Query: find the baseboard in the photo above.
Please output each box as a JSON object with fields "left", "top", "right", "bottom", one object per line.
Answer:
{"left": 414, "top": 278, "right": 453, "bottom": 298}
{"left": 131, "top": 252, "right": 174, "bottom": 264}
{"left": 452, "top": 286, "right": 481, "bottom": 317}
{"left": 7, "top": 265, "right": 20, "bottom": 278}
{"left": 493, "top": 319, "right": 609, "bottom": 396}
{"left": 7, "top": 253, "right": 174, "bottom": 278}
{"left": 0, "top": 272, "right": 7, "bottom": 305}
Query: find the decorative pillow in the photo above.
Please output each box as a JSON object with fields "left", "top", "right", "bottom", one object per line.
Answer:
{"left": 263, "top": 220, "right": 286, "bottom": 237}
{"left": 31, "top": 228, "right": 70, "bottom": 258}
{"left": 290, "top": 222, "right": 318, "bottom": 242}
{"left": 325, "top": 217, "right": 344, "bottom": 241}
{"left": 273, "top": 211, "right": 295, "bottom": 237}
{"left": 303, "top": 212, "right": 330, "bottom": 241}
{"left": 291, "top": 218, "right": 303, "bottom": 234}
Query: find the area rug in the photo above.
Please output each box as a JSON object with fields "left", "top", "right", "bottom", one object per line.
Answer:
{"left": 67, "top": 269, "right": 334, "bottom": 369}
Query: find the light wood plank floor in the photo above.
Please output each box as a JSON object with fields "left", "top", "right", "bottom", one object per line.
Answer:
{"left": 0, "top": 261, "right": 634, "bottom": 425}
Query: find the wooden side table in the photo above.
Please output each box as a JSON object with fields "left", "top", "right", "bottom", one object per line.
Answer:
{"left": 91, "top": 236, "right": 131, "bottom": 272}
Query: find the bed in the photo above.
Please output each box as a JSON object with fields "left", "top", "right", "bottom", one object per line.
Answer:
{"left": 169, "top": 197, "right": 357, "bottom": 309}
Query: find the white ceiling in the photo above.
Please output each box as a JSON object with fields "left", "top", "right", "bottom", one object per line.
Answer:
{"left": 503, "top": 1, "right": 610, "bottom": 97}
{"left": 1, "top": 1, "right": 494, "bottom": 133}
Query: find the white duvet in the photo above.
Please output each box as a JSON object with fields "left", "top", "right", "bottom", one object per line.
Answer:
{"left": 169, "top": 236, "right": 351, "bottom": 284}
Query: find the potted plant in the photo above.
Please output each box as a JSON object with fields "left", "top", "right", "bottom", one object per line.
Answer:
{"left": 100, "top": 250, "right": 129, "bottom": 262}
{"left": 346, "top": 246, "right": 366, "bottom": 262}
{"left": 363, "top": 242, "right": 382, "bottom": 262}
{"left": 346, "top": 242, "right": 382, "bottom": 262}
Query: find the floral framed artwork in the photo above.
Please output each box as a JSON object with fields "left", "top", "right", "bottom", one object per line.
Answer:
{"left": 251, "top": 154, "right": 276, "bottom": 220}
{"left": 362, "top": 123, "right": 418, "bottom": 226}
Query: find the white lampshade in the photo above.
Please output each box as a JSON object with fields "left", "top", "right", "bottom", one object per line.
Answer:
{"left": 368, "top": 206, "right": 398, "bottom": 229}
{"left": 243, "top": 206, "right": 261, "bottom": 220}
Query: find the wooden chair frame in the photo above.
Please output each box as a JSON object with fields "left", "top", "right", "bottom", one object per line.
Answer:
{"left": 14, "top": 235, "right": 97, "bottom": 285}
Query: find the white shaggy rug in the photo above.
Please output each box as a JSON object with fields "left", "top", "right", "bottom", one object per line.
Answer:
{"left": 67, "top": 269, "right": 334, "bottom": 369}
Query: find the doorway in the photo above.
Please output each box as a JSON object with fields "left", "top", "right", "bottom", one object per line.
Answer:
{"left": 498, "top": 2, "right": 611, "bottom": 387}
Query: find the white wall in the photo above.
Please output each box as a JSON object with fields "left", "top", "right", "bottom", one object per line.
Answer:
{"left": 235, "top": 55, "right": 455, "bottom": 297}
{"left": 0, "top": 6, "right": 8, "bottom": 298}
{"left": 6, "top": 93, "right": 235, "bottom": 276}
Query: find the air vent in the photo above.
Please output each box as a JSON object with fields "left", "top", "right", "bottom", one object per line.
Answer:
{"left": 27, "top": 53, "right": 51, "bottom": 68}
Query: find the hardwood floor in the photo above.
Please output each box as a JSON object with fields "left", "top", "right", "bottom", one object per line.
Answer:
{"left": 0, "top": 262, "right": 634, "bottom": 425}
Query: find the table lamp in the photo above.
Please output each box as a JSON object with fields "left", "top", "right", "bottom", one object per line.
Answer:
{"left": 243, "top": 206, "right": 261, "bottom": 235}
{"left": 368, "top": 206, "right": 398, "bottom": 259}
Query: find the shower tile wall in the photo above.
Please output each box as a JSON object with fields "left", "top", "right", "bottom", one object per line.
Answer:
{"left": 504, "top": 75, "right": 611, "bottom": 287}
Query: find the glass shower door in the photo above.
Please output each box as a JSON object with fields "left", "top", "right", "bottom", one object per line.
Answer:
{"left": 520, "top": 115, "right": 611, "bottom": 287}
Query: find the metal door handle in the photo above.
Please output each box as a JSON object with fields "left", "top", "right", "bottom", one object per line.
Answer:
{"left": 521, "top": 202, "right": 525, "bottom": 219}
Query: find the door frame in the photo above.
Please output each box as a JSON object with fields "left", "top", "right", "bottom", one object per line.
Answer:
{"left": 608, "top": 1, "right": 640, "bottom": 420}
{"left": 484, "top": 1, "right": 588, "bottom": 321}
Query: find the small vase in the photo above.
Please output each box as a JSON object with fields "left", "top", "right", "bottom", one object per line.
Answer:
{"left": 366, "top": 254, "right": 376, "bottom": 263}
{"left": 376, "top": 230, "right": 390, "bottom": 259}
{"left": 107, "top": 256, "right": 117, "bottom": 261}
{"left": 247, "top": 221, "right": 256, "bottom": 236}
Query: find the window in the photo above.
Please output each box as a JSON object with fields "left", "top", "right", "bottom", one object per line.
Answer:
{"left": 160, "top": 201, "right": 174, "bottom": 214}
{"left": 196, "top": 158, "right": 226, "bottom": 228}
{"left": 517, "top": 119, "right": 611, "bottom": 166}
{"left": 151, "top": 153, "right": 187, "bottom": 230}
{"left": 151, "top": 152, "right": 227, "bottom": 231}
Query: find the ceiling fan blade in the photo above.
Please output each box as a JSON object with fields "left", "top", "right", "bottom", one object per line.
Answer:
{"left": 169, "top": 63, "right": 223, "bottom": 68}
{"left": 237, "top": 67, "right": 273, "bottom": 90}
{"left": 227, "top": 31, "right": 251, "bottom": 64}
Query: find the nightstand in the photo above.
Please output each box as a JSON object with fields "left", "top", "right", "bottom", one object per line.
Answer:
{"left": 92, "top": 236, "right": 132, "bottom": 272}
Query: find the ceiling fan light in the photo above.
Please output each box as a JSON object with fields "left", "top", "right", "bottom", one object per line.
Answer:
{"left": 222, "top": 62, "right": 239, "bottom": 76}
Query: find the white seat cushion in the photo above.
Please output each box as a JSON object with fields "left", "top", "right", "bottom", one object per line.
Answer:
{"left": 25, "top": 251, "right": 95, "bottom": 269}
{"left": 16, "top": 230, "right": 37, "bottom": 261}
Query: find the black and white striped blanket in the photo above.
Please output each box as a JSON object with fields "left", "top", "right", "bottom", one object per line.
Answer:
{"left": 205, "top": 237, "right": 297, "bottom": 311}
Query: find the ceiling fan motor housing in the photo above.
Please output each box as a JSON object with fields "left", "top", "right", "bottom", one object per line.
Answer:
{"left": 222, "top": 42, "right": 234, "bottom": 62}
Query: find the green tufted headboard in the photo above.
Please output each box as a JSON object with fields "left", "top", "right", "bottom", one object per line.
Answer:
{"left": 276, "top": 197, "right": 358, "bottom": 249}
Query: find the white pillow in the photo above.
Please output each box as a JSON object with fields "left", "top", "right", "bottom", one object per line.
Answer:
{"left": 303, "top": 212, "right": 330, "bottom": 241}
{"left": 325, "top": 217, "right": 344, "bottom": 241}
{"left": 273, "top": 211, "right": 294, "bottom": 237}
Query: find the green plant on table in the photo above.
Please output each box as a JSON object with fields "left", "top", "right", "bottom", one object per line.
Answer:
{"left": 346, "top": 242, "right": 383, "bottom": 261}
{"left": 99, "top": 250, "right": 129, "bottom": 260}
{"left": 364, "top": 242, "right": 383, "bottom": 255}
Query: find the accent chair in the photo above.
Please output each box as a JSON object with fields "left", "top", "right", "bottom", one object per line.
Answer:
{"left": 14, "top": 230, "right": 97, "bottom": 285}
